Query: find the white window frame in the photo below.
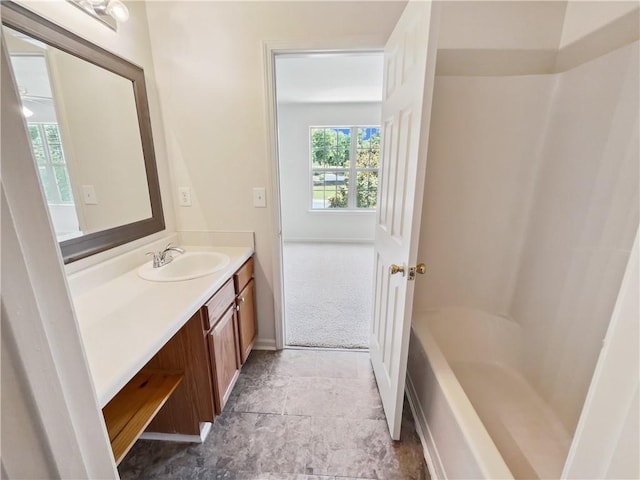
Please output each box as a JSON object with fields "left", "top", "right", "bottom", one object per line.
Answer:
{"left": 28, "top": 122, "right": 73, "bottom": 205}
{"left": 310, "top": 125, "right": 380, "bottom": 211}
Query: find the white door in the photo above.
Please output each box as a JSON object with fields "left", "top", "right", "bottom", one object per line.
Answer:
{"left": 370, "top": 0, "right": 440, "bottom": 440}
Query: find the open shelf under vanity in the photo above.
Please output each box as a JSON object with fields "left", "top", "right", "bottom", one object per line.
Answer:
{"left": 102, "top": 370, "right": 184, "bottom": 464}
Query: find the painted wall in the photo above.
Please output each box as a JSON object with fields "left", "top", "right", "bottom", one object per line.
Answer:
{"left": 144, "top": 1, "right": 406, "bottom": 346}
{"left": 278, "top": 102, "right": 379, "bottom": 243}
{"left": 414, "top": 74, "right": 554, "bottom": 315}
{"left": 511, "top": 41, "right": 639, "bottom": 435}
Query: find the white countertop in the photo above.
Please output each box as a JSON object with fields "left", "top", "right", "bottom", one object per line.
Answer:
{"left": 72, "top": 246, "right": 253, "bottom": 407}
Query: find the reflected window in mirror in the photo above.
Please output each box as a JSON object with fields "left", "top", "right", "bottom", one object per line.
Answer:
{"left": 10, "top": 52, "right": 82, "bottom": 241}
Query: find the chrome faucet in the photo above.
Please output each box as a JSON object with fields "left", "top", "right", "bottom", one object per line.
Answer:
{"left": 146, "top": 243, "right": 185, "bottom": 268}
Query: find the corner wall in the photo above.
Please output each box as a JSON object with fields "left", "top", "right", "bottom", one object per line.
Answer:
{"left": 278, "top": 102, "right": 379, "bottom": 243}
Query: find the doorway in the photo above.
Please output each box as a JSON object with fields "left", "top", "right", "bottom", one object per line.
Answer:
{"left": 273, "top": 52, "right": 383, "bottom": 349}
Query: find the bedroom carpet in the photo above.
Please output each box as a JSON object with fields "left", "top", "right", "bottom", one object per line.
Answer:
{"left": 282, "top": 242, "right": 373, "bottom": 349}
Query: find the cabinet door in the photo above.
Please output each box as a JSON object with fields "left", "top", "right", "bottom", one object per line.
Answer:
{"left": 237, "top": 278, "right": 257, "bottom": 364}
{"left": 208, "top": 306, "right": 240, "bottom": 414}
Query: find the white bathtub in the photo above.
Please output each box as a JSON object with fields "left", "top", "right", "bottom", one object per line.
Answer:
{"left": 407, "top": 308, "right": 572, "bottom": 480}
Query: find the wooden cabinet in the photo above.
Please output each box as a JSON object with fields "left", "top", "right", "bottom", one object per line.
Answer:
{"left": 207, "top": 306, "right": 240, "bottom": 414}
{"left": 234, "top": 258, "right": 257, "bottom": 364}
{"left": 144, "top": 311, "right": 215, "bottom": 435}
{"left": 107, "top": 254, "right": 257, "bottom": 455}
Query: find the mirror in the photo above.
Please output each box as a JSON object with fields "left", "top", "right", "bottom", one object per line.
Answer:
{"left": 2, "top": 1, "right": 164, "bottom": 263}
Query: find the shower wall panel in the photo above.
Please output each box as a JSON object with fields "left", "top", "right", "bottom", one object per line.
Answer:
{"left": 415, "top": 74, "right": 554, "bottom": 315}
{"left": 511, "top": 41, "right": 639, "bottom": 434}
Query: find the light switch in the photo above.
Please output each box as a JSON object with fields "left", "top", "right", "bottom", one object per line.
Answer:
{"left": 178, "top": 187, "right": 192, "bottom": 207}
{"left": 253, "top": 187, "right": 266, "bottom": 208}
{"left": 82, "top": 185, "right": 98, "bottom": 205}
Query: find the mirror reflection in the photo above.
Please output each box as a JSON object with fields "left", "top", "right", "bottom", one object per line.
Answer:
{"left": 4, "top": 25, "right": 152, "bottom": 242}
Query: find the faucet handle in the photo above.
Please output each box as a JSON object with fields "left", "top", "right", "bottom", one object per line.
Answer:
{"left": 146, "top": 251, "right": 161, "bottom": 267}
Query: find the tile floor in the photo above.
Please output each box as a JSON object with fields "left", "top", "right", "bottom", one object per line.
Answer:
{"left": 119, "top": 349, "right": 428, "bottom": 480}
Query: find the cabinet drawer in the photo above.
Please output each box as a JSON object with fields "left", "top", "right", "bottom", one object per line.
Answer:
{"left": 203, "top": 279, "right": 235, "bottom": 331}
{"left": 234, "top": 257, "right": 254, "bottom": 292}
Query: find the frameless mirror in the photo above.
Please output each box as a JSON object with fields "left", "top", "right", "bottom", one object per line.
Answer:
{"left": 2, "top": 2, "right": 164, "bottom": 263}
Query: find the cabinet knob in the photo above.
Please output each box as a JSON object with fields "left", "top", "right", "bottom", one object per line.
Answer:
{"left": 239, "top": 297, "right": 245, "bottom": 303}
{"left": 236, "top": 305, "right": 240, "bottom": 312}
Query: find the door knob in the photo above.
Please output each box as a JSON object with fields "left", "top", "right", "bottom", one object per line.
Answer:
{"left": 409, "top": 263, "right": 426, "bottom": 280}
{"left": 390, "top": 263, "right": 426, "bottom": 279}
{"left": 389, "top": 264, "right": 405, "bottom": 276}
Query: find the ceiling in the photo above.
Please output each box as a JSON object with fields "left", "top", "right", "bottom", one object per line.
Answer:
{"left": 275, "top": 52, "right": 383, "bottom": 104}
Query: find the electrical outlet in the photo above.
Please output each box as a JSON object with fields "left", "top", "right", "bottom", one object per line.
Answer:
{"left": 178, "top": 187, "right": 192, "bottom": 207}
{"left": 82, "top": 185, "right": 98, "bottom": 205}
{"left": 253, "top": 187, "right": 266, "bottom": 208}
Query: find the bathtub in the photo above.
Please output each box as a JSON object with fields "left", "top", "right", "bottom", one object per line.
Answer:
{"left": 406, "top": 308, "right": 572, "bottom": 480}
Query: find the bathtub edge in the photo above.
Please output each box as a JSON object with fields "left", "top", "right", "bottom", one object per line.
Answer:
{"left": 406, "top": 370, "right": 447, "bottom": 480}
{"left": 410, "top": 316, "right": 515, "bottom": 479}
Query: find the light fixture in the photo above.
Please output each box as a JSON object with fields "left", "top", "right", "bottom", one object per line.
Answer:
{"left": 22, "top": 106, "right": 34, "bottom": 118}
{"left": 105, "top": 0, "right": 129, "bottom": 22}
{"left": 67, "top": 0, "right": 129, "bottom": 29}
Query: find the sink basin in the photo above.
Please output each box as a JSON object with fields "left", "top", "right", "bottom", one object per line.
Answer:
{"left": 138, "top": 251, "right": 231, "bottom": 282}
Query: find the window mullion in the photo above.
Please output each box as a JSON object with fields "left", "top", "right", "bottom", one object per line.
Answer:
{"left": 349, "top": 127, "right": 357, "bottom": 208}
{"left": 39, "top": 124, "right": 62, "bottom": 204}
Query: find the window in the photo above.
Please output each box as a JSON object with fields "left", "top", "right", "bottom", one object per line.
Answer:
{"left": 28, "top": 123, "right": 74, "bottom": 204}
{"left": 311, "top": 126, "right": 380, "bottom": 209}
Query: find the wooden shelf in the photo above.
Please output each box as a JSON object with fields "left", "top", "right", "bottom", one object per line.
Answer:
{"left": 102, "top": 370, "right": 183, "bottom": 464}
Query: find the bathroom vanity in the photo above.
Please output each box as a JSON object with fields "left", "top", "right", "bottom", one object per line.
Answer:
{"left": 72, "top": 246, "right": 256, "bottom": 464}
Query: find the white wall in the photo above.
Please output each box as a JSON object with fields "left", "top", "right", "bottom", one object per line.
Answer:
{"left": 414, "top": 74, "right": 554, "bottom": 315}
{"left": 145, "top": 1, "right": 406, "bottom": 346}
{"left": 511, "top": 41, "right": 639, "bottom": 435}
{"left": 278, "top": 102, "right": 379, "bottom": 243}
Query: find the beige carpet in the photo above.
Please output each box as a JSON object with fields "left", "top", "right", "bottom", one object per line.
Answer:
{"left": 283, "top": 242, "right": 373, "bottom": 348}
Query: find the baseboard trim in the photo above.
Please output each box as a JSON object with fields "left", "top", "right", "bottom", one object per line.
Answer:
{"left": 140, "top": 422, "right": 212, "bottom": 444}
{"left": 253, "top": 337, "right": 277, "bottom": 351}
{"left": 406, "top": 374, "right": 447, "bottom": 480}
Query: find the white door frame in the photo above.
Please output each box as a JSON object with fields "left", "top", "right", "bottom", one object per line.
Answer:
{"left": 262, "top": 38, "right": 387, "bottom": 350}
